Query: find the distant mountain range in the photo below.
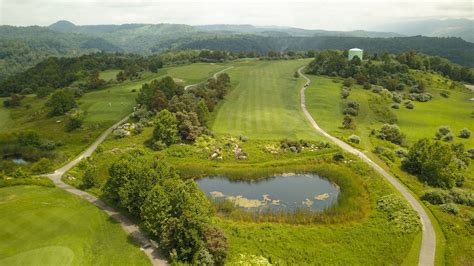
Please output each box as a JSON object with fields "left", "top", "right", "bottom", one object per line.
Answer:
{"left": 370, "top": 19, "right": 474, "bottom": 43}
{"left": 0, "top": 20, "right": 473, "bottom": 81}
{"left": 195, "top": 24, "right": 404, "bottom": 38}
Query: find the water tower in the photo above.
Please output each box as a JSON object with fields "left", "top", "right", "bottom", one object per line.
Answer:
{"left": 348, "top": 48, "right": 363, "bottom": 60}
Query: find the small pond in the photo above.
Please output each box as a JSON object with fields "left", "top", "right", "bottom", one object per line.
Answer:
{"left": 12, "top": 158, "right": 27, "bottom": 164}
{"left": 197, "top": 173, "right": 340, "bottom": 213}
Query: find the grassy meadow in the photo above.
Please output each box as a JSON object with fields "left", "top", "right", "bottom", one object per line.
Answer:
{"left": 0, "top": 185, "right": 150, "bottom": 266}
{"left": 64, "top": 59, "right": 422, "bottom": 264}
{"left": 304, "top": 72, "right": 474, "bottom": 265}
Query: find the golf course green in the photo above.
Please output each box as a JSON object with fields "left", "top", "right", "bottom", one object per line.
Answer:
{"left": 0, "top": 185, "right": 150, "bottom": 265}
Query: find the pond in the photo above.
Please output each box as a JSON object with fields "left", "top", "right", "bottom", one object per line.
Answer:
{"left": 197, "top": 173, "right": 340, "bottom": 213}
{"left": 12, "top": 158, "right": 27, "bottom": 164}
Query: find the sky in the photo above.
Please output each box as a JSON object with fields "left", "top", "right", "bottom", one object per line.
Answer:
{"left": 0, "top": 0, "right": 472, "bottom": 30}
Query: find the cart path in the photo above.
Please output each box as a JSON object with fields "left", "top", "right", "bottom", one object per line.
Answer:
{"left": 298, "top": 67, "right": 436, "bottom": 266}
{"left": 45, "top": 115, "right": 168, "bottom": 266}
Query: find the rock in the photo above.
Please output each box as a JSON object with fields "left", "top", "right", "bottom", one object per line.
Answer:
{"left": 237, "top": 155, "right": 247, "bottom": 160}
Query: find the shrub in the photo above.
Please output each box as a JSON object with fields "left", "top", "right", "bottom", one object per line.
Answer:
{"left": 468, "top": 148, "right": 474, "bottom": 159}
{"left": 342, "top": 107, "right": 358, "bottom": 116}
{"left": 343, "top": 78, "right": 353, "bottom": 87}
{"left": 377, "top": 194, "right": 420, "bottom": 233}
{"left": 333, "top": 152, "right": 345, "bottom": 162}
{"left": 340, "top": 89, "right": 350, "bottom": 99}
{"left": 450, "top": 188, "right": 474, "bottom": 206}
{"left": 438, "top": 126, "right": 451, "bottom": 135}
{"left": 421, "top": 190, "right": 451, "bottom": 205}
{"left": 408, "top": 93, "right": 432, "bottom": 102}
{"left": 363, "top": 82, "right": 371, "bottom": 90}
{"left": 459, "top": 128, "right": 471, "bottom": 139}
{"left": 443, "top": 134, "right": 453, "bottom": 142}
{"left": 17, "top": 131, "right": 41, "bottom": 147}
{"left": 348, "top": 135, "right": 360, "bottom": 144}
{"left": 404, "top": 101, "right": 414, "bottom": 109}
{"left": 81, "top": 166, "right": 100, "bottom": 189}
{"left": 12, "top": 168, "right": 29, "bottom": 179}
{"left": 346, "top": 101, "right": 360, "bottom": 110}
{"left": 376, "top": 124, "right": 405, "bottom": 145}
{"left": 391, "top": 103, "right": 400, "bottom": 109}
{"left": 114, "top": 128, "right": 129, "bottom": 138}
{"left": 64, "top": 116, "right": 83, "bottom": 132}
{"left": 440, "top": 90, "right": 450, "bottom": 98}
{"left": 439, "top": 203, "right": 459, "bottom": 215}
{"left": 204, "top": 227, "right": 229, "bottom": 265}
{"left": 31, "top": 158, "right": 53, "bottom": 174}
{"left": 36, "top": 87, "right": 53, "bottom": 98}
{"left": 342, "top": 115, "right": 356, "bottom": 129}
{"left": 394, "top": 149, "right": 408, "bottom": 158}
{"left": 392, "top": 94, "right": 402, "bottom": 103}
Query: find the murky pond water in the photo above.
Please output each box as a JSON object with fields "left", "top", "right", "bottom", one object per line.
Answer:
{"left": 197, "top": 174, "right": 340, "bottom": 212}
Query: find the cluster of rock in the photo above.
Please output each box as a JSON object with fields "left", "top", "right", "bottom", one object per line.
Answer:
{"left": 209, "top": 148, "right": 223, "bottom": 161}
{"left": 113, "top": 123, "right": 135, "bottom": 138}
{"left": 233, "top": 144, "right": 247, "bottom": 160}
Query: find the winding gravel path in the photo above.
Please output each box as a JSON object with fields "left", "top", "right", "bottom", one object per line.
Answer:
{"left": 298, "top": 67, "right": 436, "bottom": 266}
{"left": 43, "top": 66, "right": 235, "bottom": 266}
{"left": 45, "top": 116, "right": 168, "bottom": 266}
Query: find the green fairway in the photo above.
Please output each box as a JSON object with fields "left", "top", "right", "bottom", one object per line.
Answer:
{"left": 211, "top": 59, "right": 321, "bottom": 140}
{"left": 0, "top": 185, "right": 150, "bottom": 266}
{"left": 99, "top": 69, "right": 120, "bottom": 81}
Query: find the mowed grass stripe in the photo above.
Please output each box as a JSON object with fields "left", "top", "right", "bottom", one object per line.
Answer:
{"left": 211, "top": 59, "right": 322, "bottom": 140}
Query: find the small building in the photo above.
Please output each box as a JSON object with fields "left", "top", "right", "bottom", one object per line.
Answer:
{"left": 348, "top": 48, "right": 363, "bottom": 61}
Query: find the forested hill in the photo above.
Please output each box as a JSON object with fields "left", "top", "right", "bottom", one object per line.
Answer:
{"left": 178, "top": 35, "right": 474, "bottom": 67}
{"left": 1, "top": 21, "right": 474, "bottom": 81}
{"left": 0, "top": 26, "right": 122, "bottom": 80}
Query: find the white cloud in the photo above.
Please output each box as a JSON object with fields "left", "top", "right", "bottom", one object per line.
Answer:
{"left": 0, "top": 0, "right": 472, "bottom": 30}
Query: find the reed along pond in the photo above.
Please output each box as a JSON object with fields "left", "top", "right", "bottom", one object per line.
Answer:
{"left": 197, "top": 174, "right": 340, "bottom": 212}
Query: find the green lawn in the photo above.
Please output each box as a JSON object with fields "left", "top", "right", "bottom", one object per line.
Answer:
{"left": 304, "top": 73, "right": 474, "bottom": 265}
{"left": 210, "top": 59, "right": 321, "bottom": 140}
{"left": 99, "top": 69, "right": 120, "bottom": 81}
{"left": 0, "top": 185, "right": 150, "bottom": 266}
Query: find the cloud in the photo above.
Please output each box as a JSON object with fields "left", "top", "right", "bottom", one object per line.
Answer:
{"left": 0, "top": 0, "right": 472, "bottom": 30}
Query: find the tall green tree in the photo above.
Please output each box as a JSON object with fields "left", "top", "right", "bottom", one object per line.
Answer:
{"left": 152, "top": 110, "right": 179, "bottom": 146}
{"left": 46, "top": 89, "right": 76, "bottom": 116}
{"left": 402, "top": 138, "right": 467, "bottom": 188}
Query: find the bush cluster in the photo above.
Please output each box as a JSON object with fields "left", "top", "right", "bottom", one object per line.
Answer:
{"left": 377, "top": 194, "right": 420, "bottom": 233}
{"left": 104, "top": 152, "right": 228, "bottom": 264}
{"left": 376, "top": 124, "right": 405, "bottom": 145}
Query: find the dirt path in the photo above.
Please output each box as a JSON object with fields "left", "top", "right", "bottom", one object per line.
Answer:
{"left": 184, "top": 66, "right": 234, "bottom": 91}
{"left": 298, "top": 67, "right": 436, "bottom": 266}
